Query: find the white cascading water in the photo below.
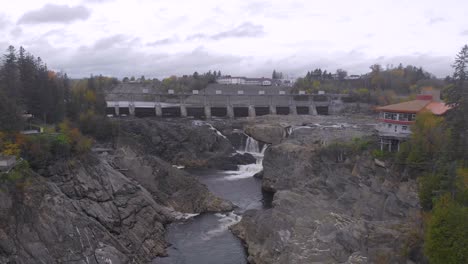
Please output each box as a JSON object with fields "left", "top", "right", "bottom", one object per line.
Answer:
{"left": 244, "top": 136, "right": 260, "bottom": 153}
{"left": 224, "top": 135, "right": 267, "bottom": 181}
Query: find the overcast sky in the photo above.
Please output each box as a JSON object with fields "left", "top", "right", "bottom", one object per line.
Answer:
{"left": 1, "top": 0, "right": 467, "bottom": 79}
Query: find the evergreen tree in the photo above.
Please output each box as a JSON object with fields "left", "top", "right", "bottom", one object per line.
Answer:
{"left": 445, "top": 45, "right": 468, "bottom": 165}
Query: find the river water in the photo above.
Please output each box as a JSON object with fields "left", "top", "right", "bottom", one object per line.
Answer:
{"left": 154, "top": 135, "right": 267, "bottom": 264}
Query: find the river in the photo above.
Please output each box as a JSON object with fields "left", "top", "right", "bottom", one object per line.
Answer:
{"left": 154, "top": 134, "right": 268, "bottom": 264}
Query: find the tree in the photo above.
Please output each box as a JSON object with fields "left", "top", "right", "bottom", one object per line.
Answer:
{"left": 336, "top": 69, "right": 348, "bottom": 81}
{"left": 445, "top": 45, "right": 468, "bottom": 165}
{"left": 424, "top": 195, "right": 468, "bottom": 264}
{"left": 0, "top": 91, "right": 22, "bottom": 131}
{"left": 0, "top": 46, "right": 22, "bottom": 104}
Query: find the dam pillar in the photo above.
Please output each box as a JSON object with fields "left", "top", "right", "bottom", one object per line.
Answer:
{"left": 227, "top": 105, "right": 235, "bottom": 118}
{"left": 114, "top": 105, "right": 120, "bottom": 116}
{"left": 129, "top": 103, "right": 135, "bottom": 116}
{"left": 248, "top": 105, "right": 256, "bottom": 118}
{"left": 289, "top": 105, "right": 297, "bottom": 115}
{"left": 155, "top": 104, "right": 162, "bottom": 117}
{"left": 269, "top": 96, "right": 276, "bottom": 115}
{"left": 309, "top": 104, "right": 318, "bottom": 115}
{"left": 269, "top": 104, "right": 277, "bottom": 115}
{"left": 204, "top": 105, "right": 212, "bottom": 119}
{"left": 180, "top": 97, "right": 188, "bottom": 117}
{"left": 289, "top": 96, "right": 297, "bottom": 115}
{"left": 180, "top": 104, "right": 187, "bottom": 117}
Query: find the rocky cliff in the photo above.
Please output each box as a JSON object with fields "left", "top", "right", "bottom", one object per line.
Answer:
{"left": 0, "top": 118, "right": 238, "bottom": 263}
{"left": 232, "top": 120, "right": 424, "bottom": 264}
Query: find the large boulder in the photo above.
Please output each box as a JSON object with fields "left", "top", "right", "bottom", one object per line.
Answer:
{"left": 244, "top": 124, "right": 287, "bottom": 145}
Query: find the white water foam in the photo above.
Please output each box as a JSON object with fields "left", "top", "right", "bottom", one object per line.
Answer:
{"left": 192, "top": 120, "right": 227, "bottom": 139}
{"left": 174, "top": 212, "right": 200, "bottom": 220}
{"left": 224, "top": 135, "right": 267, "bottom": 181}
{"left": 201, "top": 212, "right": 242, "bottom": 241}
{"left": 244, "top": 136, "right": 260, "bottom": 153}
{"left": 223, "top": 163, "right": 263, "bottom": 181}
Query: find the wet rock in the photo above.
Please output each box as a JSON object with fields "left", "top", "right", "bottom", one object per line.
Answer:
{"left": 244, "top": 124, "right": 287, "bottom": 145}
{"left": 233, "top": 128, "right": 424, "bottom": 264}
{"left": 0, "top": 119, "right": 236, "bottom": 263}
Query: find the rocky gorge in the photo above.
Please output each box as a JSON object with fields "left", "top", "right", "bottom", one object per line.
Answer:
{"left": 0, "top": 118, "right": 249, "bottom": 263}
{"left": 0, "top": 115, "right": 425, "bottom": 264}
{"left": 230, "top": 115, "right": 425, "bottom": 264}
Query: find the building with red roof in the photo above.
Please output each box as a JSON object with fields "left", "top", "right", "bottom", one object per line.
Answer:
{"left": 375, "top": 93, "right": 450, "bottom": 151}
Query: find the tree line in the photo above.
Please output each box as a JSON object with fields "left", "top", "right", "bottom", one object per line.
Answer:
{"left": 395, "top": 45, "right": 468, "bottom": 263}
{"left": 293, "top": 64, "right": 442, "bottom": 98}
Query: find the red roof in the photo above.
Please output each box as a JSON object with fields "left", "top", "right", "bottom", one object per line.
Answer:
{"left": 376, "top": 100, "right": 431, "bottom": 113}
{"left": 425, "top": 102, "right": 451, "bottom": 115}
{"left": 376, "top": 99, "right": 450, "bottom": 115}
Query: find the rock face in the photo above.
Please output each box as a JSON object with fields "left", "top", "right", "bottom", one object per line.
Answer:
{"left": 0, "top": 119, "right": 235, "bottom": 263}
{"left": 232, "top": 124, "right": 424, "bottom": 264}
{"left": 244, "top": 124, "right": 287, "bottom": 145}
{"left": 116, "top": 118, "right": 237, "bottom": 169}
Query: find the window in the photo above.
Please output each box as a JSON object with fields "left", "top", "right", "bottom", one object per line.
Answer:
{"left": 387, "top": 124, "right": 392, "bottom": 128}
{"left": 399, "top": 114, "right": 408, "bottom": 121}
{"left": 402, "top": 126, "right": 408, "bottom": 131}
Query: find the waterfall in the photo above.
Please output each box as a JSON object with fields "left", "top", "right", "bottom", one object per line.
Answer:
{"left": 260, "top": 144, "right": 268, "bottom": 155}
{"left": 245, "top": 136, "right": 260, "bottom": 153}
{"left": 224, "top": 134, "right": 269, "bottom": 181}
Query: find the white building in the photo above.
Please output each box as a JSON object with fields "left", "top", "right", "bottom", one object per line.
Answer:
{"left": 375, "top": 94, "right": 450, "bottom": 151}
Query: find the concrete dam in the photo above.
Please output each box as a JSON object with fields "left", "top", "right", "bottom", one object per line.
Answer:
{"left": 105, "top": 84, "right": 350, "bottom": 118}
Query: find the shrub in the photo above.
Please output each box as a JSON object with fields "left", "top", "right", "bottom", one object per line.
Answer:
{"left": 418, "top": 173, "right": 443, "bottom": 210}
{"left": 424, "top": 195, "right": 468, "bottom": 264}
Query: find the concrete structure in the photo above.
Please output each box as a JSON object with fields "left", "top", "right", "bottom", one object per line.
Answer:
{"left": 217, "top": 77, "right": 275, "bottom": 86}
{"left": 105, "top": 83, "right": 351, "bottom": 118}
{"left": 0, "top": 155, "right": 17, "bottom": 172}
{"left": 105, "top": 92, "right": 345, "bottom": 119}
{"left": 375, "top": 94, "right": 450, "bottom": 151}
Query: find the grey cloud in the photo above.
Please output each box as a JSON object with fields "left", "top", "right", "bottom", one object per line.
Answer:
{"left": 10, "top": 27, "right": 23, "bottom": 38}
{"left": 18, "top": 4, "right": 91, "bottom": 24}
{"left": 212, "top": 22, "right": 265, "bottom": 40}
{"left": 187, "top": 22, "right": 265, "bottom": 41}
{"left": 147, "top": 37, "right": 179, "bottom": 46}
{"left": 187, "top": 33, "right": 208, "bottom": 41}
{"left": 428, "top": 17, "right": 445, "bottom": 25}
{"left": 0, "top": 14, "right": 10, "bottom": 29}
{"left": 461, "top": 30, "right": 468, "bottom": 36}
{"left": 93, "top": 34, "right": 130, "bottom": 49}
{"left": 21, "top": 38, "right": 245, "bottom": 78}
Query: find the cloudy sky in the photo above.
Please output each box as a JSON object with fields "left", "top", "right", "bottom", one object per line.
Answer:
{"left": 1, "top": 0, "right": 467, "bottom": 79}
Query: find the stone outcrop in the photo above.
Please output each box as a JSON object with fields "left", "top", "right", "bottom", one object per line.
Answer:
{"left": 0, "top": 119, "right": 237, "bottom": 263}
{"left": 232, "top": 124, "right": 424, "bottom": 264}
{"left": 116, "top": 118, "right": 251, "bottom": 170}
{"left": 244, "top": 124, "right": 287, "bottom": 145}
